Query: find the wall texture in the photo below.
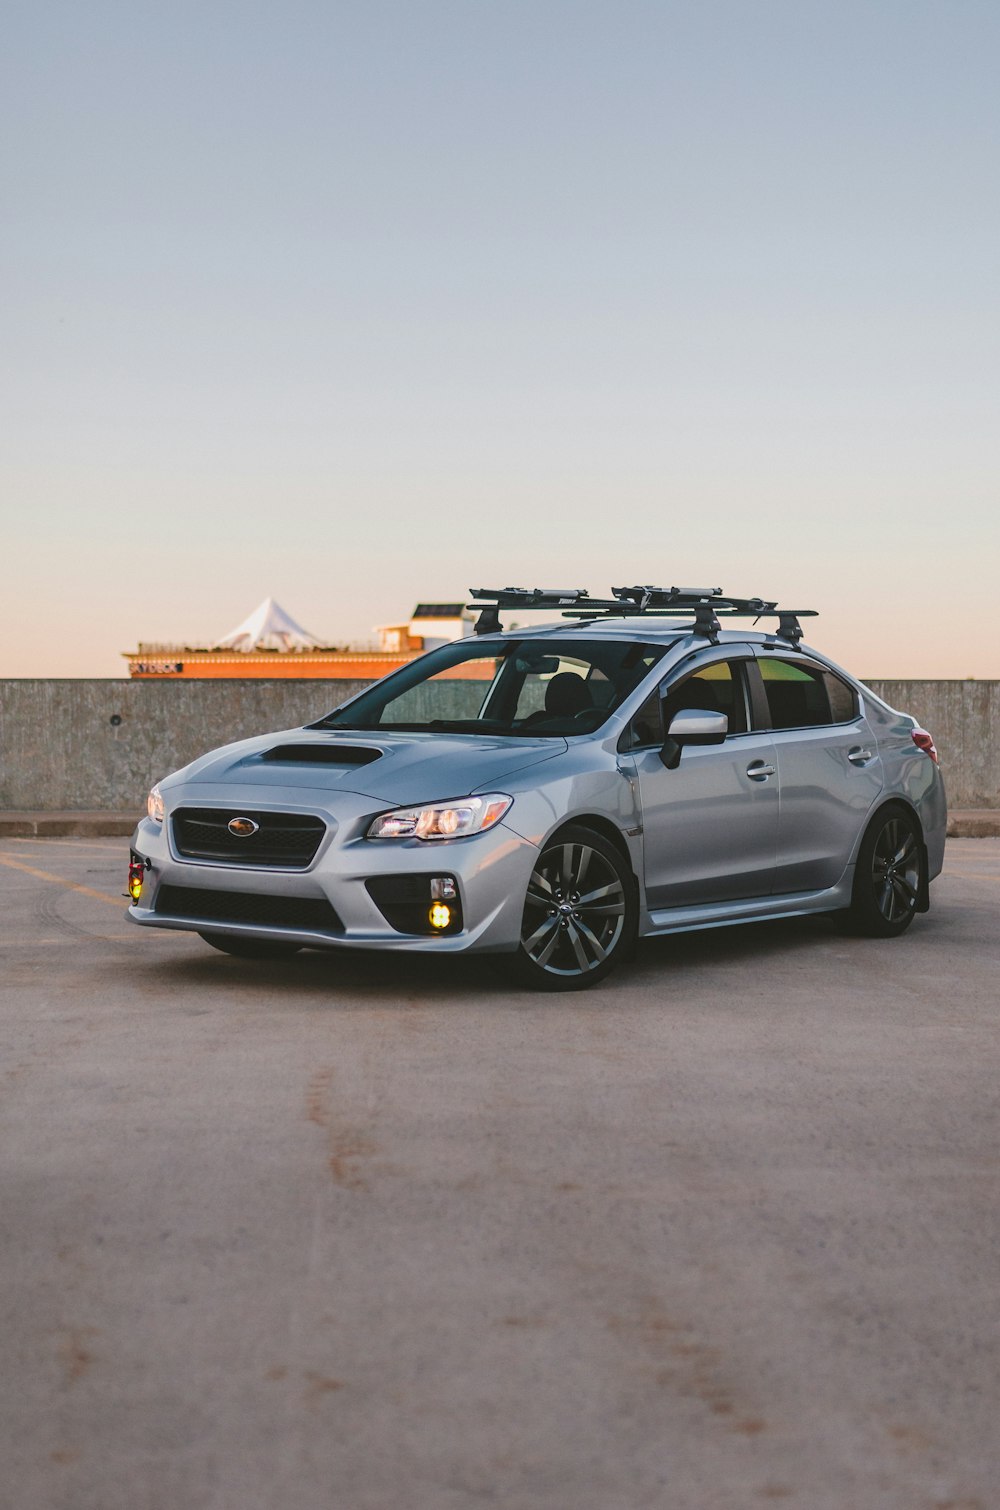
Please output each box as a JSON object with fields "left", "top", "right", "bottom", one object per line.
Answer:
{"left": 0, "top": 680, "right": 367, "bottom": 813}
{"left": 866, "top": 680, "right": 999, "bottom": 808}
{"left": 1, "top": 677, "right": 997, "bottom": 811}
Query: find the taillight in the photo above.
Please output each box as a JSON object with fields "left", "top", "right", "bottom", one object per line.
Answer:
{"left": 911, "top": 728, "right": 939, "bottom": 764}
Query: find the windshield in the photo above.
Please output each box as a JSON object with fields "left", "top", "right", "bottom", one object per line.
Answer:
{"left": 314, "top": 637, "right": 667, "bottom": 737}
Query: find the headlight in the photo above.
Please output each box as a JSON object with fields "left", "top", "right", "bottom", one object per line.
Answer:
{"left": 366, "top": 793, "right": 512, "bottom": 841}
{"left": 147, "top": 783, "right": 164, "bottom": 823}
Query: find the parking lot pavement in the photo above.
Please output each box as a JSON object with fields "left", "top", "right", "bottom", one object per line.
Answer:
{"left": 1, "top": 839, "right": 998, "bottom": 1510}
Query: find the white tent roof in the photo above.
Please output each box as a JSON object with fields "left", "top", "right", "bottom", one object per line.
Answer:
{"left": 213, "top": 597, "right": 324, "bottom": 652}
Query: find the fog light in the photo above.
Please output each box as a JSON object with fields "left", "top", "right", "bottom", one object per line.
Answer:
{"left": 430, "top": 877, "right": 457, "bottom": 900}
{"left": 428, "top": 902, "right": 452, "bottom": 930}
{"left": 127, "top": 860, "right": 145, "bottom": 902}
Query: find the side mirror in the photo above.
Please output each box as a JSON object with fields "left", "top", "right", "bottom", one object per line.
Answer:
{"left": 659, "top": 707, "right": 728, "bottom": 769}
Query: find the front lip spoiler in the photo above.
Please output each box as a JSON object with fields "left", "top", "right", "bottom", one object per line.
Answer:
{"left": 126, "top": 896, "right": 513, "bottom": 953}
{"left": 126, "top": 905, "right": 344, "bottom": 950}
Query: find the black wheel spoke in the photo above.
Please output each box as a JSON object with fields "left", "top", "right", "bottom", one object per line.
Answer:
{"left": 560, "top": 845, "right": 577, "bottom": 892}
{"left": 893, "top": 836, "right": 917, "bottom": 866}
{"left": 567, "top": 922, "right": 591, "bottom": 971}
{"left": 524, "top": 913, "right": 558, "bottom": 952}
{"left": 574, "top": 916, "right": 607, "bottom": 963}
{"left": 577, "top": 880, "right": 621, "bottom": 906}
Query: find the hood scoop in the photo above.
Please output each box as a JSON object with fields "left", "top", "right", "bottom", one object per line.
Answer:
{"left": 260, "top": 743, "right": 382, "bottom": 767}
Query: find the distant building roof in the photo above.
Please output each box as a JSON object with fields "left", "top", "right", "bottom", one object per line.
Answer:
{"left": 411, "top": 603, "right": 466, "bottom": 619}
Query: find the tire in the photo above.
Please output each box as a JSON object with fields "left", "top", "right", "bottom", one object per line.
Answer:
{"left": 198, "top": 931, "right": 303, "bottom": 960}
{"left": 508, "top": 825, "right": 637, "bottom": 991}
{"left": 845, "top": 805, "right": 925, "bottom": 938}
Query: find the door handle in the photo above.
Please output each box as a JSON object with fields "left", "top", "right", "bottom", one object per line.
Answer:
{"left": 746, "top": 761, "right": 775, "bottom": 781}
{"left": 848, "top": 747, "right": 873, "bottom": 765}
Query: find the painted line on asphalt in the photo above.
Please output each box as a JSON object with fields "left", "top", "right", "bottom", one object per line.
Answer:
{"left": 0, "top": 851, "right": 125, "bottom": 907}
{"left": 7, "top": 838, "right": 126, "bottom": 853}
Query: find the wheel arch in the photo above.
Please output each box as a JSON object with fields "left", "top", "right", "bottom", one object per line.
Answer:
{"left": 544, "top": 814, "right": 639, "bottom": 888}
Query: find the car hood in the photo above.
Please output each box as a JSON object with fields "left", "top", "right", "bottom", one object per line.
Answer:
{"left": 163, "top": 727, "right": 567, "bottom": 807}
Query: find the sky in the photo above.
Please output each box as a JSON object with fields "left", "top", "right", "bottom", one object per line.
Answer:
{"left": 3, "top": 0, "right": 998, "bottom": 679}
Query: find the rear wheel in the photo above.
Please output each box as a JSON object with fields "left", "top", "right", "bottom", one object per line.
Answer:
{"left": 846, "top": 806, "right": 924, "bottom": 937}
{"left": 508, "top": 825, "right": 637, "bottom": 991}
{"left": 198, "top": 931, "right": 303, "bottom": 959}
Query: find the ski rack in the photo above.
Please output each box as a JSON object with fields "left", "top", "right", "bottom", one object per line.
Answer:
{"left": 467, "top": 586, "right": 818, "bottom": 645}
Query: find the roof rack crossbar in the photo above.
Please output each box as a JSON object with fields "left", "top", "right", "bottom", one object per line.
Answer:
{"left": 467, "top": 587, "right": 817, "bottom": 640}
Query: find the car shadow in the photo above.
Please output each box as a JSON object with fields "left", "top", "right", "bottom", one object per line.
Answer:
{"left": 138, "top": 911, "right": 848, "bottom": 1009}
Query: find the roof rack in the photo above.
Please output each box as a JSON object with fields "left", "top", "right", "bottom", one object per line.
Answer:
{"left": 467, "top": 586, "right": 817, "bottom": 645}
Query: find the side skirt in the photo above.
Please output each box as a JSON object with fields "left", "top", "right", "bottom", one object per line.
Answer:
{"left": 641, "top": 873, "right": 854, "bottom": 939}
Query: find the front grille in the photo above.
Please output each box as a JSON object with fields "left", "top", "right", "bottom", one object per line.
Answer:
{"left": 154, "top": 884, "right": 342, "bottom": 934}
{"left": 172, "top": 808, "right": 325, "bottom": 868}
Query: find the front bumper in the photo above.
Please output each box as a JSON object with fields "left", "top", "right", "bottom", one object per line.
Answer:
{"left": 126, "top": 790, "right": 537, "bottom": 955}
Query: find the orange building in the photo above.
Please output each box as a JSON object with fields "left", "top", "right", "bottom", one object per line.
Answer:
{"left": 124, "top": 597, "right": 474, "bottom": 679}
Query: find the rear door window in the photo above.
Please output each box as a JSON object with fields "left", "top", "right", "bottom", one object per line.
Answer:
{"left": 757, "top": 658, "right": 857, "bottom": 729}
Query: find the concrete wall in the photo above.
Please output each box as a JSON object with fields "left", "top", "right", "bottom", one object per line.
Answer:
{"left": 0, "top": 680, "right": 367, "bottom": 813}
{"left": 1, "top": 677, "right": 997, "bottom": 812}
{"left": 866, "top": 680, "right": 999, "bottom": 809}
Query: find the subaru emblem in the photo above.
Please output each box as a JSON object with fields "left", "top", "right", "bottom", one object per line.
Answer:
{"left": 228, "top": 816, "right": 259, "bottom": 837}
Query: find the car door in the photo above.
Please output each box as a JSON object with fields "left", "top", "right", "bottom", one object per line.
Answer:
{"left": 626, "top": 650, "right": 779, "bottom": 909}
{"left": 749, "top": 652, "right": 884, "bottom": 894}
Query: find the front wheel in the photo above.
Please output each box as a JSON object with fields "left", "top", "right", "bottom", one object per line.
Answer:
{"left": 508, "top": 825, "right": 637, "bottom": 991}
{"left": 845, "top": 806, "right": 925, "bottom": 938}
{"left": 198, "top": 931, "right": 303, "bottom": 960}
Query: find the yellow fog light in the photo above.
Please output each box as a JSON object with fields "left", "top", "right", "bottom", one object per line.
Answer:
{"left": 428, "top": 902, "right": 452, "bottom": 930}
{"left": 126, "top": 855, "right": 148, "bottom": 903}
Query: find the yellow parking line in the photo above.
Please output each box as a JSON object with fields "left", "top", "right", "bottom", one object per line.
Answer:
{"left": 0, "top": 851, "right": 125, "bottom": 908}
{"left": 7, "top": 838, "right": 126, "bottom": 853}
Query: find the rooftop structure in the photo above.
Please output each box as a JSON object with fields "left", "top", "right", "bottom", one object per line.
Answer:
{"left": 214, "top": 597, "right": 324, "bottom": 653}
{"left": 124, "top": 597, "right": 472, "bottom": 679}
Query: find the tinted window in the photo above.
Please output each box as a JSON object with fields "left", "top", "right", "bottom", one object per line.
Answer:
{"left": 627, "top": 688, "right": 664, "bottom": 748}
{"left": 628, "top": 660, "right": 749, "bottom": 747}
{"left": 661, "top": 661, "right": 749, "bottom": 736}
{"left": 758, "top": 658, "right": 857, "bottom": 729}
{"left": 319, "top": 637, "right": 666, "bottom": 737}
{"left": 824, "top": 671, "right": 857, "bottom": 723}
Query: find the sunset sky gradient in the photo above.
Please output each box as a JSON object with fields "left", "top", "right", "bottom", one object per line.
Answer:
{"left": 3, "top": 0, "right": 998, "bottom": 678}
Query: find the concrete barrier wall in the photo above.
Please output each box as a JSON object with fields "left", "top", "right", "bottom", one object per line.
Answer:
{"left": 1, "top": 677, "right": 997, "bottom": 811}
{"left": 0, "top": 680, "right": 368, "bottom": 814}
{"left": 866, "top": 680, "right": 999, "bottom": 809}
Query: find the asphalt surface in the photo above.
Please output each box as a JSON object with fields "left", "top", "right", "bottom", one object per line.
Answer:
{"left": 2, "top": 837, "right": 998, "bottom": 1510}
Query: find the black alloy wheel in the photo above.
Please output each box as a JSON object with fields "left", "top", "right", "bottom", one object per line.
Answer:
{"left": 510, "top": 824, "right": 637, "bottom": 990}
{"left": 847, "top": 806, "right": 924, "bottom": 937}
{"left": 198, "top": 931, "right": 303, "bottom": 959}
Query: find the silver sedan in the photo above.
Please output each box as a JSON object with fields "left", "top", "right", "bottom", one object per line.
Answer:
{"left": 128, "top": 602, "right": 946, "bottom": 990}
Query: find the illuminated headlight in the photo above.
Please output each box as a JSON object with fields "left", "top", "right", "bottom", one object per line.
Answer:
{"left": 366, "top": 794, "right": 512, "bottom": 841}
{"left": 147, "top": 783, "right": 165, "bottom": 823}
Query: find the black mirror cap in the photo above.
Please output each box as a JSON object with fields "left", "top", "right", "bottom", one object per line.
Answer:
{"left": 658, "top": 737, "right": 682, "bottom": 770}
